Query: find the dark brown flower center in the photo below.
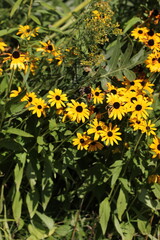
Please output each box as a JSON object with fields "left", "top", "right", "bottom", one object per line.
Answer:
{"left": 158, "top": 58, "right": 160, "bottom": 63}
{"left": 76, "top": 106, "right": 83, "bottom": 112}
{"left": 146, "top": 126, "right": 150, "bottom": 130}
{"left": 26, "top": 29, "right": 31, "bottom": 33}
{"left": 130, "top": 81, "right": 135, "bottom": 86}
{"left": 138, "top": 30, "right": 143, "bottom": 34}
{"left": 152, "top": 58, "right": 157, "bottom": 62}
{"left": 80, "top": 138, "right": 85, "bottom": 143}
{"left": 97, "top": 126, "right": 102, "bottom": 131}
{"left": 157, "top": 144, "right": 160, "bottom": 150}
{"left": 148, "top": 39, "right": 154, "bottom": 46}
{"left": 135, "top": 104, "right": 142, "bottom": 111}
{"left": 47, "top": 45, "right": 53, "bottom": 51}
{"left": 111, "top": 89, "right": 117, "bottom": 94}
{"left": 55, "top": 95, "right": 60, "bottom": 100}
{"left": 95, "top": 92, "right": 100, "bottom": 96}
{"left": 113, "top": 102, "right": 120, "bottom": 109}
{"left": 136, "top": 120, "right": 141, "bottom": 124}
{"left": 38, "top": 105, "right": 42, "bottom": 109}
{"left": 107, "top": 131, "right": 113, "bottom": 137}
{"left": 140, "top": 81, "right": 146, "bottom": 87}
{"left": 131, "top": 97, "right": 137, "bottom": 103}
{"left": 28, "top": 97, "right": 32, "bottom": 102}
{"left": 147, "top": 30, "right": 154, "bottom": 36}
{"left": 84, "top": 87, "right": 91, "bottom": 94}
{"left": 12, "top": 51, "right": 20, "bottom": 59}
{"left": 91, "top": 141, "right": 96, "bottom": 145}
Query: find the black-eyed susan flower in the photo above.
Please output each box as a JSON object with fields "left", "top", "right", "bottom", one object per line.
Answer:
{"left": 148, "top": 175, "right": 160, "bottom": 184}
{"left": 87, "top": 118, "right": 106, "bottom": 140}
{"left": 0, "top": 67, "right": 3, "bottom": 76}
{"left": 130, "top": 95, "right": 152, "bottom": 119}
{"left": 29, "top": 98, "right": 49, "bottom": 118}
{"left": 10, "top": 87, "right": 22, "bottom": 98}
{"left": 145, "top": 52, "right": 160, "bottom": 72}
{"left": 150, "top": 137, "right": 160, "bottom": 158}
{"left": 66, "top": 100, "right": 90, "bottom": 123}
{"left": 72, "top": 132, "right": 91, "bottom": 150}
{"left": 131, "top": 27, "right": 148, "bottom": 42}
{"left": 0, "top": 41, "right": 7, "bottom": 52}
{"left": 106, "top": 94, "right": 126, "bottom": 120}
{"left": 88, "top": 140, "right": 104, "bottom": 151}
{"left": 3, "top": 50, "right": 26, "bottom": 70}
{"left": 21, "top": 92, "right": 38, "bottom": 108}
{"left": 91, "top": 87, "right": 105, "bottom": 104}
{"left": 134, "top": 79, "right": 154, "bottom": 94}
{"left": 144, "top": 35, "right": 160, "bottom": 51}
{"left": 17, "top": 25, "right": 39, "bottom": 40}
{"left": 100, "top": 123, "right": 122, "bottom": 146}
{"left": 47, "top": 89, "right": 68, "bottom": 109}
{"left": 36, "top": 40, "right": 55, "bottom": 53}
{"left": 140, "top": 119, "right": 157, "bottom": 136}
{"left": 129, "top": 117, "right": 145, "bottom": 131}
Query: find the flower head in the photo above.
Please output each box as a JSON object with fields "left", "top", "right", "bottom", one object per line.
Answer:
{"left": 150, "top": 137, "right": 160, "bottom": 158}
{"left": 10, "top": 87, "right": 22, "bottom": 98}
{"left": 87, "top": 118, "right": 106, "bottom": 140}
{"left": 17, "top": 25, "right": 39, "bottom": 40}
{"left": 3, "top": 50, "right": 26, "bottom": 70}
{"left": 47, "top": 89, "right": 68, "bottom": 109}
{"left": 66, "top": 100, "right": 90, "bottom": 123}
{"left": 91, "top": 87, "right": 105, "bottom": 104}
{"left": 100, "top": 123, "right": 122, "bottom": 146}
{"left": 29, "top": 98, "right": 49, "bottom": 117}
{"left": 72, "top": 132, "right": 91, "bottom": 150}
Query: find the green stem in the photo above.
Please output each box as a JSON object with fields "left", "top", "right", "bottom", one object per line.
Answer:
{"left": 28, "top": 0, "right": 33, "bottom": 18}
{"left": 134, "top": 133, "right": 143, "bottom": 152}
{"left": 7, "top": 69, "right": 15, "bottom": 97}
{"left": 52, "top": 0, "right": 92, "bottom": 29}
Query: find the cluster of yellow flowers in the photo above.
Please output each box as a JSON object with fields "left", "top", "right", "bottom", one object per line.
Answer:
{"left": 131, "top": 26, "right": 160, "bottom": 72}
{"left": 0, "top": 25, "right": 63, "bottom": 75}
{"left": 9, "top": 74, "right": 160, "bottom": 158}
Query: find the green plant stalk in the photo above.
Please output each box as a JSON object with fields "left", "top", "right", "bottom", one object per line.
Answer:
{"left": 7, "top": 69, "right": 15, "bottom": 97}
{"left": 28, "top": 0, "right": 33, "bottom": 18}
{"left": 52, "top": 0, "right": 92, "bottom": 29}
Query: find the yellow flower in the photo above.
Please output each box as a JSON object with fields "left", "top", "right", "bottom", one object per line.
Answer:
{"left": 72, "top": 132, "right": 91, "bottom": 150}
{"left": 100, "top": 123, "right": 122, "bottom": 146}
{"left": 0, "top": 68, "right": 3, "bottom": 76}
{"left": 145, "top": 52, "right": 160, "bottom": 72}
{"left": 87, "top": 118, "right": 106, "bottom": 140}
{"left": 91, "top": 87, "right": 105, "bottom": 104}
{"left": 10, "top": 87, "right": 22, "bottom": 98}
{"left": 150, "top": 137, "right": 160, "bottom": 158}
{"left": 107, "top": 94, "right": 127, "bottom": 120}
{"left": 129, "top": 117, "right": 145, "bottom": 131}
{"left": 144, "top": 35, "right": 160, "bottom": 51}
{"left": 21, "top": 92, "right": 38, "bottom": 108}
{"left": 47, "top": 89, "right": 68, "bottom": 109}
{"left": 131, "top": 27, "right": 149, "bottom": 42}
{"left": 36, "top": 40, "right": 55, "bottom": 53}
{"left": 0, "top": 41, "right": 7, "bottom": 52}
{"left": 130, "top": 96, "right": 152, "bottom": 119}
{"left": 17, "top": 25, "right": 39, "bottom": 40}
{"left": 29, "top": 98, "right": 49, "bottom": 118}
{"left": 88, "top": 140, "right": 104, "bottom": 151}
{"left": 66, "top": 100, "right": 90, "bottom": 123}
{"left": 3, "top": 50, "right": 26, "bottom": 70}
{"left": 148, "top": 175, "right": 160, "bottom": 184}
{"left": 140, "top": 120, "right": 157, "bottom": 136}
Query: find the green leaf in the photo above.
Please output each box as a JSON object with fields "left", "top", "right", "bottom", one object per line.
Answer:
{"left": 99, "top": 197, "right": 110, "bottom": 235}
{"left": 6, "top": 128, "right": 34, "bottom": 138}
{"left": 137, "top": 218, "right": 151, "bottom": 235}
{"left": 39, "top": 1, "right": 55, "bottom": 11}
{"left": 107, "top": 39, "right": 121, "bottom": 73}
{"left": 138, "top": 188, "right": 158, "bottom": 210}
{"left": 152, "top": 183, "right": 160, "bottom": 199}
{"left": 28, "top": 224, "right": 46, "bottom": 239}
{"left": 30, "top": 15, "right": 41, "bottom": 25}
{"left": 12, "top": 191, "right": 22, "bottom": 223}
{"left": 0, "top": 28, "right": 17, "bottom": 37}
{"left": 114, "top": 215, "right": 124, "bottom": 238}
{"left": 117, "top": 188, "right": 128, "bottom": 221}
{"left": 36, "top": 211, "right": 55, "bottom": 230}
{"left": 26, "top": 191, "right": 39, "bottom": 218}
{"left": 10, "top": 0, "right": 23, "bottom": 18}
{"left": 122, "top": 69, "right": 136, "bottom": 81}
{"left": 121, "top": 222, "right": 135, "bottom": 240}
{"left": 0, "top": 139, "right": 23, "bottom": 152}
{"left": 119, "top": 178, "right": 132, "bottom": 194}
{"left": 123, "top": 17, "right": 141, "bottom": 33}
{"left": 55, "top": 225, "right": 71, "bottom": 237}
{"left": 14, "top": 153, "right": 26, "bottom": 191}
{"left": 109, "top": 160, "right": 123, "bottom": 187}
